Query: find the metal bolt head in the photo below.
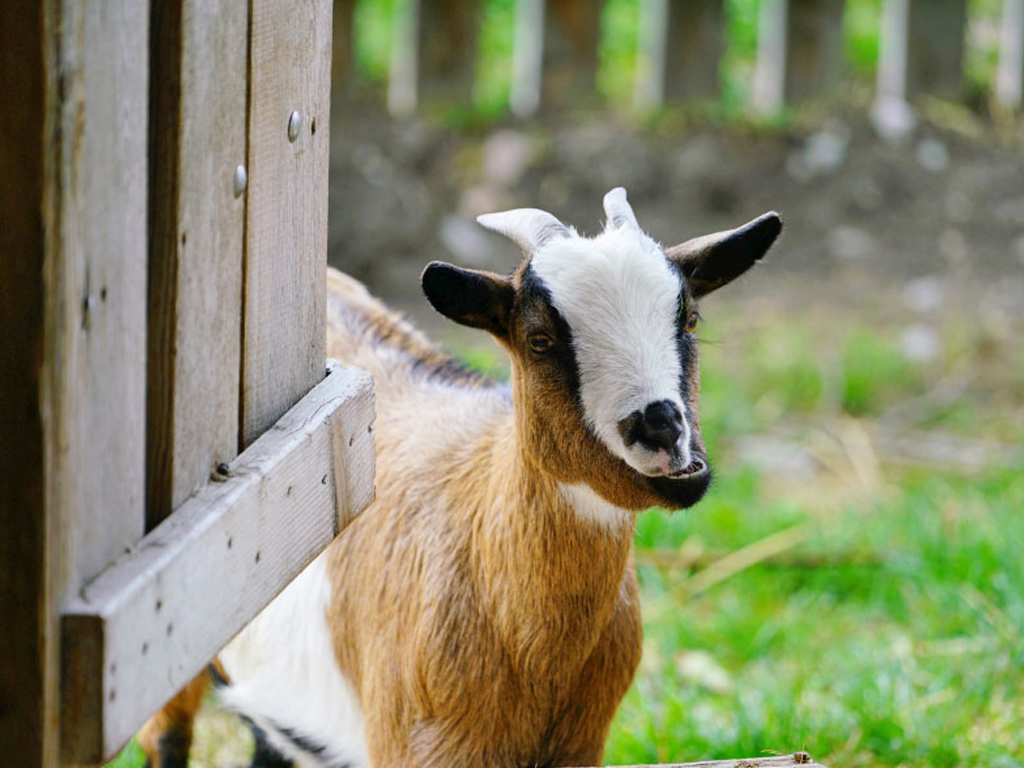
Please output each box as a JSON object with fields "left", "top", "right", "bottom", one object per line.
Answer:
{"left": 233, "top": 165, "right": 247, "bottom": 198}
{"left": 287, "top": 111, "right": 302, "bottom": 143}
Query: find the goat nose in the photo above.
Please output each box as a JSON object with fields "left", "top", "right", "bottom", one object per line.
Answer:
{"left": 641, "top": 400, "right": 683, "bottom": 451}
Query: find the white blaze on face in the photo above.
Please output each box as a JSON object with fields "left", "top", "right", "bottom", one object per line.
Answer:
{"left": 531, "top": 224, "right": 692, "bottom": 475}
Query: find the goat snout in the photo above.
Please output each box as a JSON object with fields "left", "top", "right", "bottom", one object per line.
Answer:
{"left": 618, "top": 400, "right": 684, "bottom": 451}
{"left": 641, "top": 400, "right": 683, "bottom": 450}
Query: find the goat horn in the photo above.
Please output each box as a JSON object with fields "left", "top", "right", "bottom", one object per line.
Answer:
{"left": 602, "top": 187, "right": 639, "bottom": 231}
{"left": 477, "top": 208, "right": 570, "bottom": 254}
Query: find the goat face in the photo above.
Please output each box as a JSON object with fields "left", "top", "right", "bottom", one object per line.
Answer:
{"left": 422, "top": 188, "right": 781, "bottom": 512}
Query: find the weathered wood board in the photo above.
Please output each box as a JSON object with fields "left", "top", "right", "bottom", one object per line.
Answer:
{"left": 61, "top": 362, "right": 375, "bottom": 762}
{"left": 148, "top": 0, "right": 248, "bottom": 528}
{"left": 50, "top": 0, "right": 150, "bottom": 614}
{"left": 243, "top": 0, "right": 334, "bottom": 447}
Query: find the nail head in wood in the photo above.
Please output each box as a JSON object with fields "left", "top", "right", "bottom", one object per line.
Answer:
{"left": 233, "top": 164, "right": 247, "bottom": 198}
{"left": 287, "top": 110, "right": 302, "bottom": 142}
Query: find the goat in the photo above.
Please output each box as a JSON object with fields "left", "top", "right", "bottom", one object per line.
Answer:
{"left": 140, "top": 188, "right": 781, "bottom": 768}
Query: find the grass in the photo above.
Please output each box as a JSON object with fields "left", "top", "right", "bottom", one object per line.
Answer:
{"left": 107, "top": 304, "right": 1024, "bottom": 767}
{"left": 607, "top": 306, "right": 1024, "bottom": 767}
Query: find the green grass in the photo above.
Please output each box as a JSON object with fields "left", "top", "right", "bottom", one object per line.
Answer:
{"left": 611, "top": 464, "right": 1024, "bottom": 767}
{"left": 107, "top": 311, "right": 1024, "bottom": 766}
{"left": 605, "top": 310, "right": 1024, "bottom": 766}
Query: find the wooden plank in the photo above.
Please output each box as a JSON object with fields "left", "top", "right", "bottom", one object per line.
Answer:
{"left": 61, "top": 362, "right": 375, "bottom": 762}
{"left": 148, "top": 0, "right": 248, "bottom": 529}
{"left": 996, "top": 0, "right": 1024, "bottom": 109}
{"left": 244, "top": 0, "right": 333, "bottom": 446}
{"left": 752, "top": 0, "right": 845, "bottom": 112}
{"left": 3, "top": 1, "right": 149, "bottom": 763}
{"left": 0, "top": 2, "right": 52, "bottom": 764}
{"left": 50, "top": 0, "right": 149, "bottom": 611}
{"left": 635, "top": 0, "right": 724, "bottom": 108}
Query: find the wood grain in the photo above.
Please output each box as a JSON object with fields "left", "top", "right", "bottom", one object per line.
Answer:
{"left": 147, "top": 0, "right": 248, "bottom": 528}
{"left": 61, "top": 362, "right": 375, "bottom": 762}
{"left": 40, "top": 2, "right": 151, "bottom": 763}
{"left": 243, "top": 0, "right": 333, "bottom": 447}
{"left": 50, "top": 0, "right": 149, "bottom": 611}
{"left": 906, "top": 0, "right": 967, "bottom": 98}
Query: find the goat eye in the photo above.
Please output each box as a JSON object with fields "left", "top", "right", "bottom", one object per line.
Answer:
{"left": 528, "top": 333, "right": 553, "bottom": 353}
{"left": 685, "top": 312, "right": 700, "bottom": 334}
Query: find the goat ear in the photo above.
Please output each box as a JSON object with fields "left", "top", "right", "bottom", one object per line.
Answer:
{"left": 666, "top": 212, "right": 782, "bottom": 298}
{"left": 421, "top": 262, "right": 515, "bottom": 338}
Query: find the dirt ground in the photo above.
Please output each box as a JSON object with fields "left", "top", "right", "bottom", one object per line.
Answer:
{"left": 327, "top": 105, "right": 1024, "bottom": 339}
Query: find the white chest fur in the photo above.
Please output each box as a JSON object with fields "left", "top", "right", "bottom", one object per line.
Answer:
{"left": 218, "top": 551, "right": 368, "bottom": 768}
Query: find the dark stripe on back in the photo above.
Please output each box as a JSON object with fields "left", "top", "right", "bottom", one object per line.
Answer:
{"left": 329, "top": 291, "right": 495, "bottom": 389}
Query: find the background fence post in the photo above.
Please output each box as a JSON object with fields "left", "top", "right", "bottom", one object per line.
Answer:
{"left": 542, "top": 0, "right": 602, "bottom": 110}
{"left": 997, "top": 0, "right": 1024, "bottom": 109}
{"left": 511, "top": 0, "right": 545, "bottom": 116}
{"left": 906, "top": 0, "right": 967, "bottom": 98}
{"left": 636, "top": 0, "right": 724, "bottom": 108}
{"left": 752, "top": 0, "right": 788, "bottom": 113}
{"left": 332, "top": 0, "right": 357, "bottom": 97}
{"left": 753, "top": 0, "right": 845, "bottom": 113}
{"left": 418, "top": 0, "right": 481, "bottom": 105}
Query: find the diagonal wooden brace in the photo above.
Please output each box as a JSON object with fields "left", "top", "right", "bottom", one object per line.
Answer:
{"left": 60, "top": 360, "right": 374, "bottom": 762}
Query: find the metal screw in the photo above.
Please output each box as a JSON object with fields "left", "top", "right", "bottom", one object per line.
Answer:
{"left": 233, "top": 165, "right": 247, "bottom": 198}
{"left": 287, "top": 111, "right": 302, "bottom": 143}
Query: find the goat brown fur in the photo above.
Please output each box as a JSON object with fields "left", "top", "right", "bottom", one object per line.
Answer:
{"left": 140, "top": 204, "right": 781, "bottom": 768}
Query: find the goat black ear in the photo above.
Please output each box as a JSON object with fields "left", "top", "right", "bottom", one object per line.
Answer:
{"left": 421, "top": 262, "right": 515, "bottom": 338}
{"left": 666, "top": 212, "right": 782, "bottom": 298}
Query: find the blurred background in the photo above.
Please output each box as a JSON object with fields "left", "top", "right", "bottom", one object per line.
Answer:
{"left": 117, "top": 0, "right": 1024, "bottom": 765}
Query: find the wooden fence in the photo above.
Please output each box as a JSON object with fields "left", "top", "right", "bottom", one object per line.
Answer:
{"left": 332, "top": 0, "right": 1024, "bottom": 115}
{"left": 2, "top": 1, "right": 374, "bottom": 765}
